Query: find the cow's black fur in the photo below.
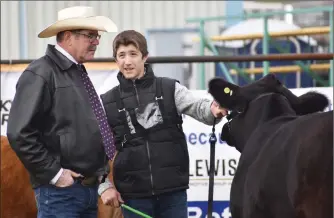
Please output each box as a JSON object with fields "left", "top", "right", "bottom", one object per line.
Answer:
{"left": 208, "top": 74, "right": 333, "bottom": 218}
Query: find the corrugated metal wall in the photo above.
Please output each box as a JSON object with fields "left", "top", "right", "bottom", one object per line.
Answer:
{"left": 1, "top": 1, "right": 20, "bottom": 60}
{"left": 1, "top": 1, "right": 226, "bottom": 60}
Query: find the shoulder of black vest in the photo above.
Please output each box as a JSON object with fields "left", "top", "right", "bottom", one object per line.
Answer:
{"left": 158, "top": 77, "right": 180, "bottom": 84}
{"left": 156, "top": 77, "right": 179, "bottom": 105}
{"left": 158, "top": 77, "right": 179, "bottom": 91}
{"left": 100, "top": 85, "right": 120, "bottom": 106}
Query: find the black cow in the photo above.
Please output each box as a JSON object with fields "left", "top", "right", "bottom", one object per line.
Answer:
{"left": 208, "top": 74, "right": 333, "bottom": 218}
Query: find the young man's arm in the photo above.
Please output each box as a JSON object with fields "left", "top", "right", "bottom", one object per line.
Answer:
{"left": 174, "top": 82, "right": 224, "bottom": 125}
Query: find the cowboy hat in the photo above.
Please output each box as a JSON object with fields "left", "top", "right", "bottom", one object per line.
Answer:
{"left": 38, "top": 6, "right": 118, "bottom": 38}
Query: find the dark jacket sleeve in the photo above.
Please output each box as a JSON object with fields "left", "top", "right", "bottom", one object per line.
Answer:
{"left": 6, "top": 70, "right": 61, "bottom": 184}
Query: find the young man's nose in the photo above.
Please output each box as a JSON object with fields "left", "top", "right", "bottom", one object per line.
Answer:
{"left": 124, "top": 56, "right": 133, "bottom": 65}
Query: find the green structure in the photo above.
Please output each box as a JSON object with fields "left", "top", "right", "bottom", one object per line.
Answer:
{"left": 186, "top": 6, "right": 334, "bottom": 89}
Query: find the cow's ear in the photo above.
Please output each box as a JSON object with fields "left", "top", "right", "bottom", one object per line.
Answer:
{"left": 208, "top": 78, "right": 243, "bottom": 111}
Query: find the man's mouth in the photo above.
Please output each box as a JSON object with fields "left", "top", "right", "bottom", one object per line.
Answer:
{"left": 125, "top": 68, "right": 134, "bottom": 71}
{"left": 89, "top": 46, "right": 96, "bottom": 52}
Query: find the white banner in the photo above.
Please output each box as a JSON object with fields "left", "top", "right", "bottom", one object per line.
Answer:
{"left": 1, "top": 70, "right": 333, "bottom": 218}
{"left": 0, "top": 70, "right": 120, "bottom": 136}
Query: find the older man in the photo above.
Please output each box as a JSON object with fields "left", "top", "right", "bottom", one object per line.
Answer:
{"left": 6, "top": 6, "right": 118, "bottom": 218}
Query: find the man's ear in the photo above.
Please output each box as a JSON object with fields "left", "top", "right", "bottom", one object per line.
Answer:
{"left": 142, "top": 53, "right": 149, "bottom": 62}
{"left": 208, "top": 78, "right": 243, "bottom": 111}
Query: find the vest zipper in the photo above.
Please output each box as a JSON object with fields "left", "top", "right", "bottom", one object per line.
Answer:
{"left": 133, "top": 80, "right": 155, "bottom": 195}
{"left": 133, "top": 81, "right": 140, "bottom": 105}
{"left": 146, "top": 140, "right": 155, "bottom": 195}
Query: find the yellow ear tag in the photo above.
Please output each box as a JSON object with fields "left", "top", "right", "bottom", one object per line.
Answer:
{"left": 224, "top": 87, "right": 230, "bottom": 94}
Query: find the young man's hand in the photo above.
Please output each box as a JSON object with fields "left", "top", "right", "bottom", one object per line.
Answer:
{"left": 210, "top": 101, "right": 228, "bottom": 118}
{"left": 101, "top": 187, "right": 124, "bottom": 207}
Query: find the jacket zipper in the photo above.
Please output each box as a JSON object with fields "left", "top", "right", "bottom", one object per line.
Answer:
{"left": 133, "top": 81, "right": 140, "bottom": 104}
{"left": 146, "top": 141, "right": 154, "bottom": 195}
{"left": 133, "top": 81, "right": 155, "bottom": 195}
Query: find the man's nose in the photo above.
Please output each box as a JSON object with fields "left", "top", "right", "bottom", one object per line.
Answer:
{"left": 92, "top": 38, "right": 100, "bottom": 45}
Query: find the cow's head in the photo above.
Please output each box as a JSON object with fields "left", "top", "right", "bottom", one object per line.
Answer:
{"left": 208, "top": 74, "right": 329, "bottom": 152}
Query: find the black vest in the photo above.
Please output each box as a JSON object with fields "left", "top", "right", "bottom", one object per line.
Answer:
{"left": 101, "top": 65, "right": 189, "bottom": 198}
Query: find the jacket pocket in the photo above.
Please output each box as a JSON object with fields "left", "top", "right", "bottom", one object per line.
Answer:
{"left": 59, "top": 132, "right": 73, "bottom": 165}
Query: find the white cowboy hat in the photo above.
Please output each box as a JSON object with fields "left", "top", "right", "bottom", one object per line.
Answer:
{"left": 38, "top": 6, "right": 118, "bottom": 38}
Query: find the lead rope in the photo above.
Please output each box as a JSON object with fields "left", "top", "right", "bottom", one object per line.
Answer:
{"left": 207, "top": 117, "right": 217, "bottom": 218}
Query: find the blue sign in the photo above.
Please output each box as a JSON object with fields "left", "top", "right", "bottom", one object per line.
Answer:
{"left": 188, "top": 201, "right": 231, "bottom": 218}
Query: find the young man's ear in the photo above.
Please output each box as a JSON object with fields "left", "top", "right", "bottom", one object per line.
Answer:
{"left": 142, "top": 53, "right": 148, "bottom": 62}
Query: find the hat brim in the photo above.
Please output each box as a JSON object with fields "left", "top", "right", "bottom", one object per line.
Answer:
{"left": 38, "top": 16, "right": 118, "bottom": 38}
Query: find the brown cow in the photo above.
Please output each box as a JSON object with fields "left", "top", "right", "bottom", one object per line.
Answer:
{"left": 1, "top": 136, "right": 123, "bottom": 218}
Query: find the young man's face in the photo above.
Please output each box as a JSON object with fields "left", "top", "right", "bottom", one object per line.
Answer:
{"left": 115, "top": 44, "right": 148, "bottom": 80}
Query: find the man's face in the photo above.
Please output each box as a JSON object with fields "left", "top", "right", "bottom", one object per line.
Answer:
{"left": 69, "top": 30, "right": 100, "bottom": 63}
{"left": 115, "top": 44, "right": 148, "bottom": 80}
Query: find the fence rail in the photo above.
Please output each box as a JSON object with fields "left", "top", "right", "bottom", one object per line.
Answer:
{"left": 1, "top": 53, "right": 333, "bottom": 65}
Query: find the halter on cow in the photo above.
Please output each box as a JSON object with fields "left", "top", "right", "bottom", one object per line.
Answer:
{"left": 208, "top": 74, "right": 333, "bottom": 218}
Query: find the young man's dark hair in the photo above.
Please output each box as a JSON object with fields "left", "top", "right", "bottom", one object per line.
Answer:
{"left": 112, "top": 30, "right": 148, "bottom": 59}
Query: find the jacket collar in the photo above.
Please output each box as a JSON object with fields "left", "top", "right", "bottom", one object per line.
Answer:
{"left": 45, "top": 44, "right": 77, "bottom": 71}
{"left": 55, "top": 44, "right": 78, "bottom": 64}
{"left": 117, "top": 64, "right": 155, "bottom": 90}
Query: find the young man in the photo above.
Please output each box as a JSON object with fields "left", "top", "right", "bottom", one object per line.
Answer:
{"left": 6, "top": 6, "right": 118, "bottom": 217}
{"left": 99, "top": 30, "right": 227, "bottom": 218}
